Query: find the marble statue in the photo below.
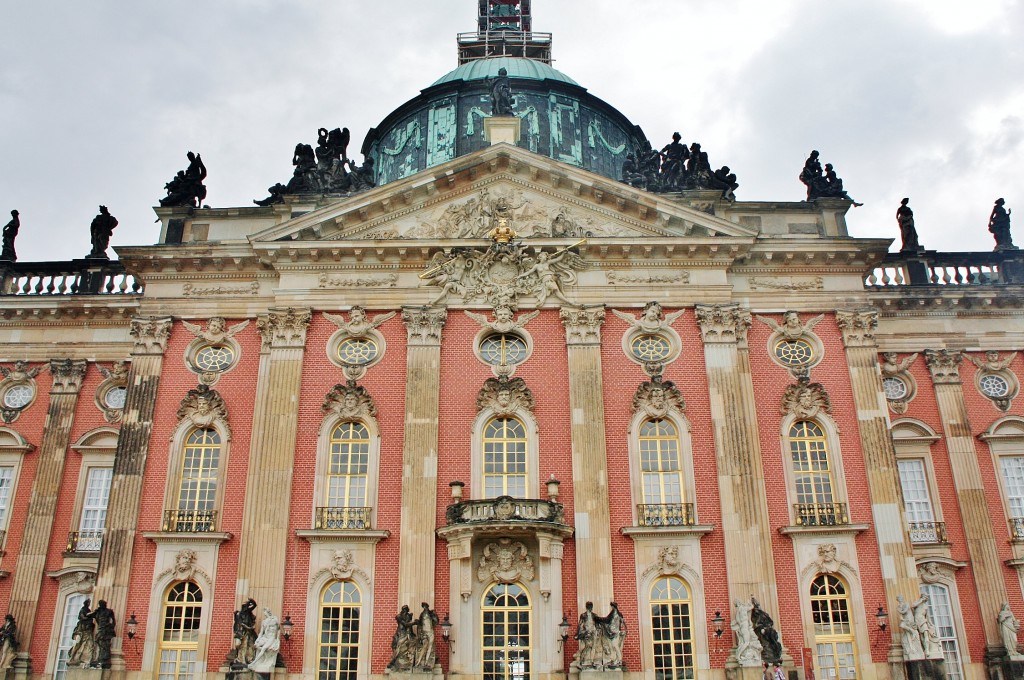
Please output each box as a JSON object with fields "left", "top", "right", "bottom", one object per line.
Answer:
{"left": 413, "top": 603, "right": 439, "bottom": 670}
{"left": 750, "top": 597, "right": 782, "bottom": 664}
{"left": 0, "top": 614, "right": 18, "bottom": 670}
{"left": 731, "top": 598, "right": 763, "bottom": 666}
{"left": 1, "top": 210, "right": 19, "bottom": 262}
{"left": 88, "top": 206, "right": 118, "bottom": 259}
{"left": 574, "top": 601, "right": 600, "bottom": 669}
{"left": 67, "top": 599, "right": 97, "bottom": 667}
{"left": 897, "top": 198, "right": 922, "bottom": 253}
{"left": 599, "top": 602, "right": 627, "bottom": 670}
{"left": 999, "top": 603, "right": 1021, "bottom": 658}
{"left": 91, "top": 600, "right": 116, "bottom": 669}
{"left": 911, "top": 594, "right": 943, "bottom": 660}
{"left": 248, "top": 608, "right": 281, "bottom": 674}
{"left": 388, "top": 605, "right": 417, "bottom": 671}
{"left": 896, "top": 595, "right": 924, "bottom": 660}
{"left": 990, "top": 198, "right": 1015, "bottom": 251}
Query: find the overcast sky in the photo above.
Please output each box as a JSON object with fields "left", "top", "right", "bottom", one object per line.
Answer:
{"left": 1, "top": 0, "right": 1020, "bottom": 262}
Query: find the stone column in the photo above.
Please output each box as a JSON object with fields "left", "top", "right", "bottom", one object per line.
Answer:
{"left": 235, "top": 308, "right": 311, "bottom": 613}
{"left": 93, "top": 317, "right": 173, "bottom": 674}
{"left": 396, "top": 306, "right": 447, "bottom": 607}
{"left": 560, "top": 306, "right": 614, "bottom": 604}
{"left": 836, "top": 310, "right": 921, "bottom": 666}
{"left": 694, "top": 305, "right": 781, "bottom": 664}
{"left": 924, "top": 349, "right": 1008, "bottom": 651}
{"left": 8, "top": 359, "right": 87, "bottom": 675}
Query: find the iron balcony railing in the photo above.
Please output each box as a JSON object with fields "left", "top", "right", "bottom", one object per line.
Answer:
{"left": 794, "top": 503, "right": 850, "bottom": 527}
{"left": 636, "top": 503, "right": 696, "bottom": 527}
{"left": 66, "top": 530, "right": 104, "bottom": 553}
{"left": 446, "top": 496, "right": 565, "bottom": 526}
{"left": 1010, "top": 517, "right": 1024, "bottom": 540}
{"left": 864, "top": 250, "right": 1024, "bottom": 288}
{"left": 314, "top": 507, "right": 373, "bottom": 530}
{"left": 163, "top": 510, "right": 217, "bottom": 533}
{"left": 908, "top": 521, "right": 948, "bottom": 545}
{"left": 0, "top": 260, "right": 141, "bottom": 296}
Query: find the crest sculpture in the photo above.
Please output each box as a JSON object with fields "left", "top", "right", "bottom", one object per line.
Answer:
{"left": 781, "top": 376, "right": 832, "bottom": 419}
{"left": 322, "top": 383, "right": 378, "bottom": 420}
{"left": 477, "top": 376, "right": 535, "bottom": 417}
{"left": 182, "top": 317, "right": 250, "bottom": 343}
{"left": 755, "top": 311, "right": 824, "bottom": 342}
{"left": 632, "top": 377, "right": 685, "bottom": 419}
{"left": 176, "top": 384, "right": 231, "bottom": 439}
{"left": 612, "top": 301, "right": 685, "bottom": 334}
{"left": 476, "top": 539, "right": 534, "bottom": 583}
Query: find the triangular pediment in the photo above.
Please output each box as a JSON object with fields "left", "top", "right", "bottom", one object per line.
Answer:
{"left": 248, "top": 144, "right": 758, "bottom": 245}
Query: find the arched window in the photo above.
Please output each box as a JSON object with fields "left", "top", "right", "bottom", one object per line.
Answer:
{"left": 322, "top": 422, "right": 370, "bottom": 528}
{"left": 650, "top": 576, "right": 694, "bottom": 680}
{"left": 172, "top": 428, "right": 221, "bottom": 531}
{"left": 483, "top": 418, "right": 528, "bottom": 498}
{"left": 920, "top": 584, "right": 964, "bottom": 680}
{"left": 318, "top": 581, "right": 361, "bottom": 680}
{"left": 638, "top": 419, "right": 685, "bottom": 525}
{"left": 810, "top": 575, "right": 857, "bottom": 680}
{"left": 790, "top": 421, "right": 842, "bottom": 525}
{"left": 158, "top": 581, "right": 203, "bottom": 680}
{"left": 482, "top": 583, "right": 531, "bottom": 680}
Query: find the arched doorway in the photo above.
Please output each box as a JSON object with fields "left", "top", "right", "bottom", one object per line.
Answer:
{"left": 482, "top": 582, "right": 531, "bottom": 680}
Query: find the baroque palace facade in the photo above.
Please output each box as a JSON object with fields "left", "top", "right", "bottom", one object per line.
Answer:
{"left": 1, "top": 4, "right": 1023, "bottom": 680}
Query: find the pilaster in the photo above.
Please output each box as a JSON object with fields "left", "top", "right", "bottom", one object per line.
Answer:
{"left": 93, "top": 316, "right": 173, "bottom": 675}
{"left": 7, "top": 359, "right": 87, "bottom": 670}
{"left": 397, "top": 306, "right": 447, "bottom": 606}
{"left": 923, "top": 347, "right": 1007, "bottom": 648}
{"left": 694, "top": 304, "right": 781, "bottom": 659}
{"left": 235, "top": 308, "right": 311, "bottom": 613}
{"left": 560, "top": 306, "right": 614, "bottom": 604}
{"left": 836, "top": 309, "right": 920, "bottom": 666}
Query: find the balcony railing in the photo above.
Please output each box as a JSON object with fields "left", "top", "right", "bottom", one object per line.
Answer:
{"left": 865, "top": 250, "right": 1024, "bottom": 288}
{"left": 162, "top": 510, "right": 217, "bottom": 533}
{"left": 1010, "top": 517, "right": 1024, "bottom": 540}
{"left": 446, "top": 496, "right": 565, "bottom": 526}
{"left": 0, "top": 259, "right": 142, "bottom": 296}
{"left": 66, "top": 530, "right": 104, "bottom": 553}
{"left": 314, "top": 507, "right": 373, "bottom": 530}
{"left": 637, "top": 503, "right": 695, "bottom": 527}
{"left": 794, "top": 503, "right": 850, "bottom": 527}
{"left": 908, "top": 521, "right": 948, "bottom": 545}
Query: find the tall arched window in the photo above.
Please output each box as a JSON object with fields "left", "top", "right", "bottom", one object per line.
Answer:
{"left": 158, "top": 581, "right": 203, "bottom": 680}
{"left": 650, "top": 576, "right": 694, "bottom": 680}
{"left": 810, "top": 575, "right": 857, "bottom": 680}
{"left": 174, "top": 428, "right": 220, "bottom": 531}
{"left": 318, "top": 581, "right": 361, "bottom": 680}
{"left": 482, "top": 583, "right": 531, "bottom": 680}
{"left": 638, "top": 419, "right": 685, "bottom": 525}
{"left": 323, "top": 422, "right": 370, "bottom": 528}
{"left": 920, "top": 584, "right": 964, "bottom": 680}
{"left": 483, "top": 418, "right": 528, "bottom": 498}
{"left": 790, "top": 421, "right": 842, "bottom": 525}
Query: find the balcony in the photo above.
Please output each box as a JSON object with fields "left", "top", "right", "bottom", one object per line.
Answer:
{"left": 314, "top": 507, "right": 373, "bottom": 530}
{"left": 162, "top": 510, "right": 217, "bottom": 533}
{"left": 446, "top": 496, "right": 565, "bottom": 526}
{"left": 1010, "top": 517, "right": 1024, "bottom": 540}
{"left": 637, "top": 503, "right": 695, "bottom": 527}
{"left": 865, "top": 250, "right": 1024, "bottom": 288}
{"left": 794, "top": 503, "right": 850, "bottom": 527}
{"left": 908, "top": 521, "right": 948, "bottom": 545}
{"left": 0, "top": 259, "right": 141, "bottom": 296}
{"left": 66, "top": 530, "right": 104, "bottom": 553}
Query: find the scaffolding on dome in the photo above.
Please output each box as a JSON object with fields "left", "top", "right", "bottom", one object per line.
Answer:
{"left": 458, "top": 0, "right": 552, "bottom": 65}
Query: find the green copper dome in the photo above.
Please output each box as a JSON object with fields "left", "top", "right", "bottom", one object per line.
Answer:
{"left": 431, "top": 57, "right": 580, "bottom": 87}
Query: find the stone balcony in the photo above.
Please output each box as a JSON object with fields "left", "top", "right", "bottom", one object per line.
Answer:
{"left": 0, "top": 259, "right": 141, "bottom": 296}
{"left": 445, "top": 496, "right": 565, "bottom": 526}
{"left": 865, "top": 250, "right": 1024, "bottom": 288}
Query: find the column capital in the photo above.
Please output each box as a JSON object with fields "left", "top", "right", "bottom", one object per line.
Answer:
{"left": 48, "top": 359, "right": 87, "bottom": 395}
{"left": 836, "top": 309, "right": 879, "bottom": 348}
{"left": 257, "top": 308, "right": 312, "bottom": 350}
{"left": 560, "top": 306, "right": 605, "bottom": 346}
{"left": 402, "top": 306, "right": 447, "bottom": 346}
{"left": 129, "top": 316, "right": 173, "bottom": 355}
{"left": 695, "top": 304, "right": 751, "bottom": 345}
{"left": 924, "top": 349, "right": 963, "bottom": 384}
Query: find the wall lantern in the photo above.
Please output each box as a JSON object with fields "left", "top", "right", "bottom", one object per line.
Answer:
{"left": 282, "top": 614, "right": 294, "bottom": 641}
{"left": 441, "top": 613, "right": 453, "bottom": 651}
{"left": 711, "top": 610, "right": 725, "bottom": 652}
{"left": 125, "top": 612, "right": 138, "bottom": 640}
{"left": 875, "top": 605, "right": 888, "bottom": 631}
{"left": 557, "top": 614, "right": 570, "bottom": 652}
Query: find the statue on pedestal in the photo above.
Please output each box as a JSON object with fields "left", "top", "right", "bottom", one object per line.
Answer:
{"left": 88, "top": 206, "right": 118, "bottom": 259}
{"left": 388, "top": 605, "right": 417, "bottom": 671}
{"left": 750, "top": 597, "right": 782, "bottom": 665}
{"left": 413, "top": 603, "right": 439, "bottom": 670}
{"left": 896, "top": 595, "right": 924, "bottom": 660}
{"left": 248, "top": 608, "right": 281, "bottom": 675}
{"left": 1, "top": 210, "right": 19, "bottom": 262}
{"left": 67, "top": 599, "right": 97, "bottom": 667}
{"left": 489, "top": 67, "right": 514, "bottom": 116}
{"left": 599, "top": 602, "right": 627, "bottom": 670}
{"left": 574, "top": 601, "right": 600, "bottom": 669}
{"left": 990, "top": 198, "right": 1016, "bottom": 251}
{"left": 0, "top": 614, "right": 18, "bottom": 669}
{"left": 91, "top": 600, "right": 116, "bottom": 669}
{"left": 999, "top": 603, "right": 1022, "bottom": 659}
{"left": 229, "top": 598, "right": 258, "bottom": 667}
{"left": 897, "top": 198, "right": 922, "bottom": 253}
{"left": 731, "top": 599, "right": 762, "bottom": 666}
{"left": 159, "top": 151, "right": 208, "bottom": 208}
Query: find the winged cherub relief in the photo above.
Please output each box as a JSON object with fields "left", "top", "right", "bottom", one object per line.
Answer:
{"left": 464, "top": 306, "right": 540, "bottom": 334}
{"left": 968, "top": 350, "right": 1018, "bottom": 372}
{"left": 612, "top": 301, "right": 685, "bottom": 333}
{"left": 181, "top": 317, "right": 250, "bottom": 343}
{"left": 324, "top": 307, "right": 396, "bottom": 336}
{"left": 880, "top": 352, "right": 919, "bottom": 376}
{"left": 755, "top": 311, "right": 824, "bottom": 341}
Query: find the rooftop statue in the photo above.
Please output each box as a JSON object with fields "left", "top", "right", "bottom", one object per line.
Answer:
{"left": 254, "top": 127, "right": 370, "bottom": 205}
{"left": 489, "top": 67, "right": 514, "bottom": 116}
{"left": 897, "top": 198, "right": 922, "bottom": 253}
{"left": 159, "top": 151, "right": 208, "bottom": 208}
{"left": 87, "top": 206, "right": 118, "bottom": 259}
{"left": 799, "top": 151, "right": 862, "bottom": 205}
{"left": 990, "top": 198, "right": 1016, "bottom": 251}
{"left": 1, "top": 210, "right": 19, "bottom": 262}
{"left": 659, "top": 132, "right": 689, "bottom": 188}
{"left": 622, "top": 134, "right": 738, "bottom": 199}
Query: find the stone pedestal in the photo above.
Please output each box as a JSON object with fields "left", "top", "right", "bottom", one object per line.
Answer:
{"left": 725, "top": 665, "right": 772, "bottom": 680}
{"left": 66, "top": 668, "right": 107, "bottom": 680}
{"left": 484, "top": 116, "right": 522, "bottom": 146}
{"left": 905, "top": 659, "right": 947, "bottom": 680}
{"left": 385, "top": 667, "right": 444, "bottom": 680}
{"left": 570, "top": 667, "right": 624, "bottom": 680}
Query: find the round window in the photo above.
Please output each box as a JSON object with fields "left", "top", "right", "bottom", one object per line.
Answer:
{"left": 337, "top": 337, "right": 380, "bottom": 366}
{"left": 630, "top": 334, "right": 672, "bottom": 362}
{"left": 774, "top": 339, "right": 815, "bottom": 367}
{"left": 882, "top": 377, "right": 909, "bottom": 401}
{"left": 194, "top": 345, "right": 236, "bottom": 372}
{"left": 104, "top": 386, "right": 128, "bottom": 409}
{"left": 980, "top": 374, "right": 1011, "bottom": 399}
{"left": 480, "top": 334, "right": 528, "bottom": 366}
{"left": 2, "top": 383, "right": 33, "bottom": 409}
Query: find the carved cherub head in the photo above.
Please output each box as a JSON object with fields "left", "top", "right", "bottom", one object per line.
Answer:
{"left": 642, "top": 301, "right": 663, "bottom": 323}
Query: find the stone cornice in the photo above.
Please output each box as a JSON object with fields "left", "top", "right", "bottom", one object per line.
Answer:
{"left": 836, "top": 309, "right": 879, "bottom": 348}
{"left": 560, "top": 306, "right": 605, "bottom": 346}
{"left": 620, "top": 525, "right": 715, "bottom": 539}
{"left": 295, "top": 529, "right": 391, "bottom": 544}
{"left": 778, "top": 523, "right": 870, "bottom": 536}
{"left": 924, "top": 349, "right": 963, "bottom": 385}
{"left": 142, "top": 531, "right": 233, "bottom": 545}
{"left": 695, "top": 304, "right": 751, "bottom": 345}
{"left": 256, "top": 307, "right": 312, "bottom": 349}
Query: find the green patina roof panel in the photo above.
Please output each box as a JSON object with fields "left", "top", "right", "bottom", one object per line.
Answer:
{"left": 430, "top": 57, "right": 580, "bottom": 87}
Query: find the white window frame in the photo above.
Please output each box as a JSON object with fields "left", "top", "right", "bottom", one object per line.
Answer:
{"left": 626, "top": 409, "right": 696, "bottom": 526}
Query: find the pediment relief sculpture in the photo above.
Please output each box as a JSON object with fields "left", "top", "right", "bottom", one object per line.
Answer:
{"left": 755, "top": 311, "right": 824, "bottom": 342}
{"left": 813, "top": 544, "right": 854, "bottom": 576}
{"left": 781, "top": 376, "right": 832, "bottom": 419}
{"left": 917, "top": 561, "right": 954, "bottom": 585}
{"left": 176, "top": 384, "right": 231, "bottom": 440}
{"left": 477, "top": 539, "right": 535, "bottom": 583}
{"left": 322, "top": 383, "right": 378, "bottom": 421}
{"left": 311, "top": 550, "right": 370, "bottom": 586}
{"left": 633, "top": 378, "right": 686, "bottom": 419}
{"left": 641, "top": 546, "right": 685, "bottom": 579}
{"left": 612, "top": 302, "right": 685, "bottom": 334}
{"left": 182, "top": 317, "right": 249, "bottom": 343}
{"left": 477, "top": 376, "right": 534, "bottom": 417}
{"left": 324, "top": 307, "right": 396, "bottom": 337}
{"left": 422, "top": 241, "right": 585, "bottom": 308}
{"left": 155, "top": 549, "right": 212, "bottom": 586}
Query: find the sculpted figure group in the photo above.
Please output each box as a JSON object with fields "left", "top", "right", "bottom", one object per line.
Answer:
{"left": 225, "top": 598, "right": 282, "bottom": 675}
{"left": 799, "top": 150, "right": 861, "bottom": 205}
{"left": 255, "top": 126, "right": 375, "bottom": 205}
{"left": 622, "top": 132, "right": 738, "bottom": 199}
{"left": 573, "top": 601, "right": 627, "bottom": 671}
{"left": 159, "top": 151, "right": 208, "bottom": 208}
{"left": 896, "top": 593, "right": 943, "bottom": 661}
{"left": 67, "top": 599, "right": 116, "bottom": 669}
{"left": 388, "top": 603, "right": 440, "bottom": 672}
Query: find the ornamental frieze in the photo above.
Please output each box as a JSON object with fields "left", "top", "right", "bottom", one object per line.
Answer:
{"left": 318, "top": 273, "right": 398, "bottom": 289}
